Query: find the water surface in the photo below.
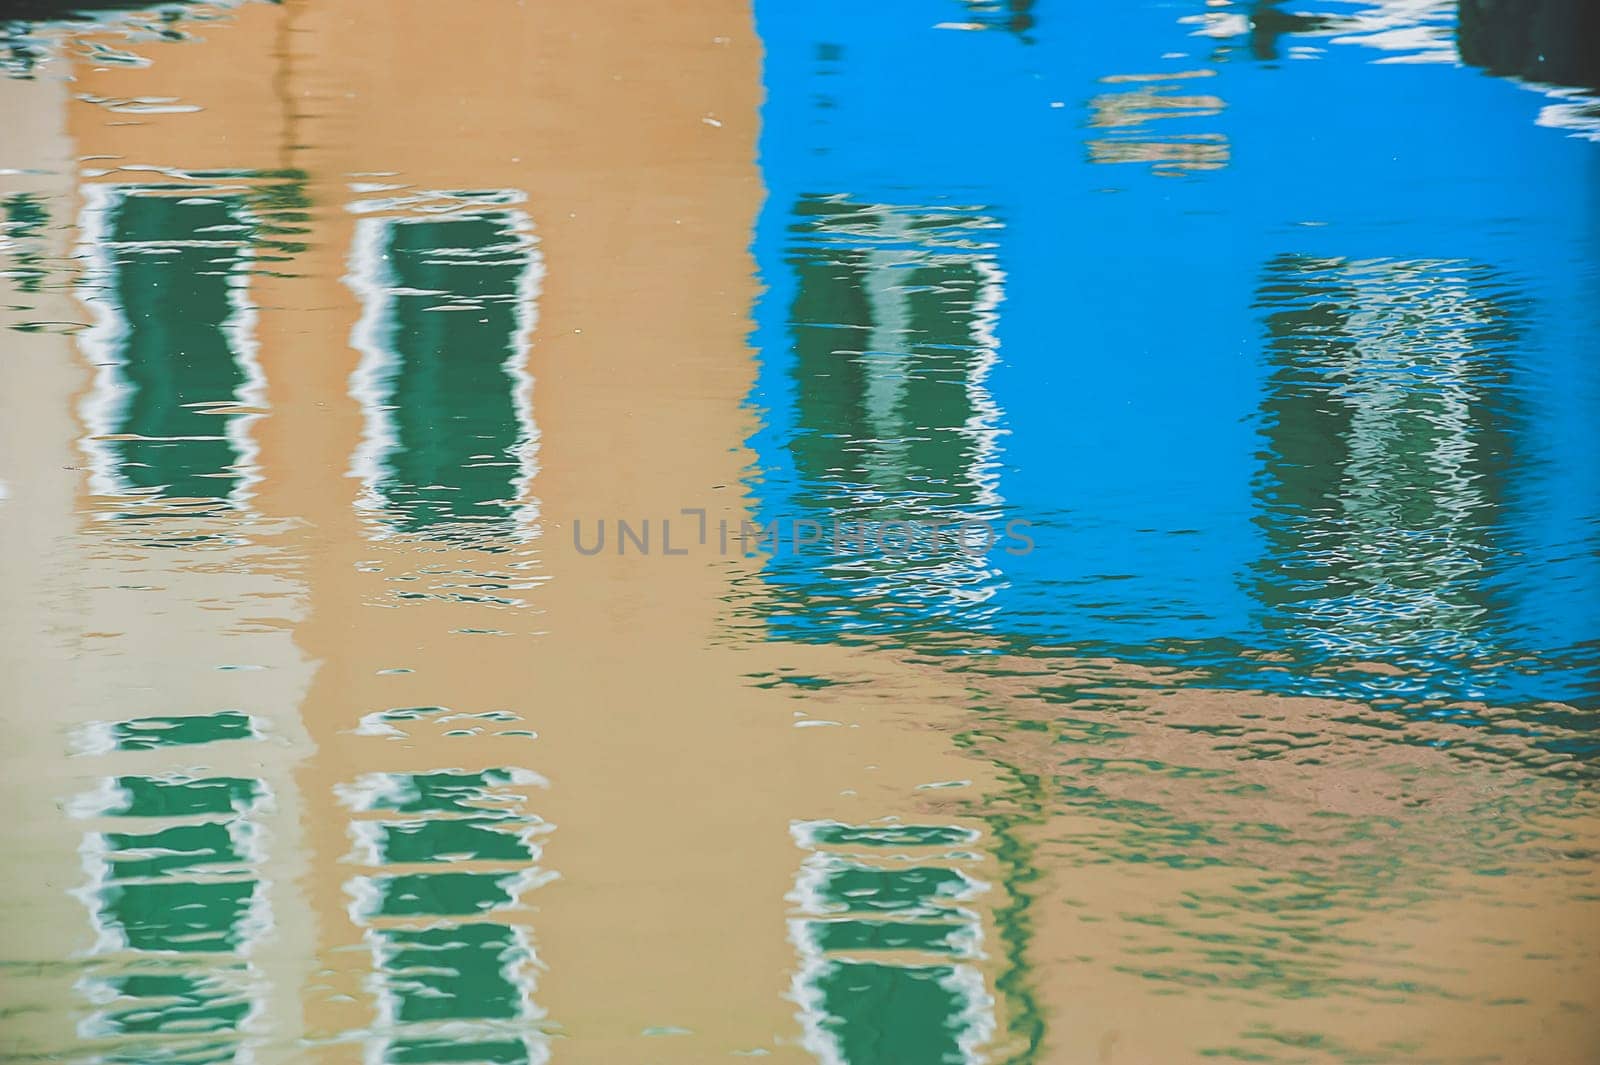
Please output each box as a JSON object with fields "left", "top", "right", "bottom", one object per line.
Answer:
{"left": 1, "top": 1, "right": 1597, "bottom": 1063}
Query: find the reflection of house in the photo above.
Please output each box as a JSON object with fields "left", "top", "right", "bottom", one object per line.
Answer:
{"left": 347, "top": 191, "right": 542, "bottom": 544}
{"left": 5, "top": 2, "right": 1014, "bottom": 1063}
{"left": 788, "top": 820, "right": 995, "bottom": 1065}
{"left": 1251, "top": 254, "right": 1518, "bottom": 666}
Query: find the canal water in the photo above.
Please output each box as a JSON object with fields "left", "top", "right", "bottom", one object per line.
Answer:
{"left": 0, "top": 1, "right": 1596, "bottom": 1063}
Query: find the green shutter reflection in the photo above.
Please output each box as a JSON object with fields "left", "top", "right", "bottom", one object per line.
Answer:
{"left": 342, "top": 756, "right": 550, "bottom": 1063}
{"left": 74, "top": 770, "right": 267, "bottom": 1061}
{"left": 760, "top": 196, "right": 1009, "bottom": 634}
{"left": 804, "top": 859, "right": 979, "bottom": 917}
{"left": 349, "top": 208, "right": 538, "bottom": 542}
{"left": 802, "top": 960, "right": 981, "bottom": 1065}
{"left": 371, "top": 818, "right": 535, "bottom": 864}
{"left": 377, "top": 923, "right": 526, "bottom": 1023}
{"left": 802, "top": 822, "right": 979, "bottom": 849}
{"left": 83, "top": 186, "right": 255, "bottom": 508}
{"left": 786, "top": 195, "right": 1000, "bottom": 515}
{"left": 790, "top": 821, "right": 994, "bottom": 1064}
{"left": 2, "top": 192, "right": 48, "bottom": 296}
{"left": 88, "top": 970, "right": 251, "bottom": 1036}
{"left": 804, "top": 919, "right": 970, "bottom": 956}
{"left": 1251, "top": 255, "right": 1518, "bottom": 665}
{"left": 102, "top": 710, "right": 257, "bottom": 752}
{"left": 365, "top": 871, "right": 523, "bottom": 918}
{"left": 96, "top": 776, "right": 263, "bottom": 819}
{"left": 96, "top": 879, "right": 258, "bottom": 954}
{"left": 100, "top": 822, "right": 249, "bottom": 880}
{"left": 343, "top": 768, "right": 536, "bottom": 817}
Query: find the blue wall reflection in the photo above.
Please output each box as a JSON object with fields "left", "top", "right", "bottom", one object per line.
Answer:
{"left": 746, "top": 0, "right": 1600, "bottom": 710}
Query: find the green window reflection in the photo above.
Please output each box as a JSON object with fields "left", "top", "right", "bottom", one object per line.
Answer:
{"left": 799, "top": 961, "right": 990, "bottom": 1065}
{"left": 761, "top": 196, "right": 1011, "bottom": 632}
{"left": 340, "top": 759, "right": 551, "bottom": 1064}
{"left": 2, "top": 192, "right": 48, "bottom": 296}
{"left": 94, "top": 880, "right": 259, "bottom": 955}
{"left": 339, "top": 768, "right": 545, "bottom": 818}
{"left": 798, "top": 859, "right": 980, "bottom": 918}
{"left": 85, "top": 775, "right": 264, "bottom": 820}
{"left": 98, "top": 821, "right": 253, "bottom": 881}
{"left": 360, "top": 818, "right": 538, "bottom": 865}
{"left": 79, "top": 846, "right": 264, "bottom": 1060}
{"left": 803, "top": 823, "right": 979, "bottom": 849}
{"left": 805, "top": 920, "right": 972, "bottom": 956}
{"left": 78, "top": 184, "right": 260, "bottom": 512}
{"left": 375, "top": 923, "right": 529, "bottom": 1024}
{"left": 74, "top": 758, "right": 269, "bottom": 1063}
{"left": 786, "top": 195, "right": 1003, "bottom": 517}
{"left": 789, "top": 820, "right": 994, "bottom": 1065}
{"left": 357, "top": 871, "right": 527, "bottom": 919}
{"left": 347, "top": 202, "right": 541, "bottom": 543}
{"left": 1252, "top": 255, "right": 1519, "bottom": 665}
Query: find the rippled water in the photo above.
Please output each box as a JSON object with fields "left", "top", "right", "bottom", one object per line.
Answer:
{"left": 1, "top": 1, "right": 1597, "bottom": 1063}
